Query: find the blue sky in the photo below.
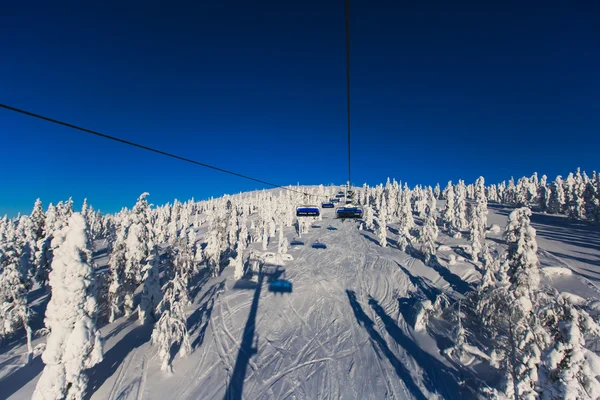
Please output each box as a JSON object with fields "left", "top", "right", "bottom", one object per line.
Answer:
{"left": 1, "top": 0, "right": 599, "bottom": 216}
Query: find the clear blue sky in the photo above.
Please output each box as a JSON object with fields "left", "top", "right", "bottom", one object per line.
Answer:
{"left": 1, "top": 0, "right": 599, "bottom": 216}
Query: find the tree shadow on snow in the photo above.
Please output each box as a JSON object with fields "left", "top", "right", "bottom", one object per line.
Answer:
{"left": 396, "top": 262, "right": 444, "bottom": 328}
{"left": 429, "top": 258, "right": 471, "bottom": 295}
{"left": 85, "top": 324, "right": 153, "bottom": 400}
{"left": 103, "top": 314, "right": 138, "bottom": 342}
{"left": 360, "top": 233, "right": 380, "bottom": 246}
{"left": 345, "top": 290, "right": 427, "bottom": 400}
{"left": 404, "top": 247, "right": 471, "bottom": 295}
{"left": 188, "top": 280, "right": 225, "bottom": 350}
{"left": 224, "top": 268, "right": 263, "bottom": 400}
{"left": 189, "top": 269, "right": 211, "bottom": 303}
{"left": 367, "top": 296, "right": 465, "bottom": 400}
{"left": 0, "top": 354, "right": 44, "bottom": 399}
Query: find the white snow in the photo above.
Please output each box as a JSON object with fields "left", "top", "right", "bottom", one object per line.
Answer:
{"left": 487, "top": 224, "right": 501, "bottom": 235}
{"left": 542, "top": 266, "right": 573, "bottom": 277}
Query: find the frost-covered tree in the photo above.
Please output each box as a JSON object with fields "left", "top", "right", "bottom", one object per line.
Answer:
{"left": 538, "top": 174, "right": 550, "bottom": 212}
{"left": 420, "top": 195, "right": 439, "bottom": 265}
{"left": 33, "top": 213, "right": 102, "bottom": 400}
{"left": 453, "top": 180, "right": 468, "bottom": 231}
{"left": 469, "top": 177, "right": 488, "bottom": 262}
{"left": 496, "top": 208, "right": 544, "bottom": 399}
{"left": 204, "top": 214, "right": 223, "bottom": 278}
{"left": 277, "top": 223, "right": 288, "bottom": 254}
{"left": 548, "top": 176, "right": 566, "bottom": 214}
{"left": 138, "top": 245, "right": 162, "bottom": 324}
{"left": 570, "top": 168, "right": 586, "bottom": 220}
{"left": 45, "top": 203, "right": 58, "bottom": 234}
{"left": 542, "top": 296, "right": 600, "bottom": 400}
{"left": 564, "top": 173, "right": 576, "bottom": 215}
{"left": 232, "top": 235, "right": 247, "bottom": 280}
{"left": 152, "top": 274, "right": 192, "bottom": 373}
{"left": 584, "top": 172, "right": 600, "bottom": 224}
{"left": 30, "top": 198, "right": 46, "bottom": 244}
{"left": 505, "top": 208, "right": 540, "bottom": 296}
{"left": 399, "top": 185, "right": 414, "bottom": 235}
{"left": 363, "top": 205, "right": 374, "bottom": 231}
{"left": 261, "top": 221, "right": 269, "bottom": 250}
{"left": 123, "top": 193, "right": 152, "bottom": 316}
{"left": 434, "top": 183, "right": 441, "bottom": 200}
{"left": 107, "top": 222, "right": 128, "bottom": 323}
{"left": 0, "top": 240, "right": 33, "bottom": 357}
{"left": 378, "top": 199, "right": 387, "bottom": 248}
{"left": 442, "top": 181, "right": 455, "bottom": 232}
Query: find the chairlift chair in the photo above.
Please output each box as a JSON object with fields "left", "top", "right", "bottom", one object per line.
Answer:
{"left": 296, "top": 205, "right": 320, "bottom": 217}
{"left": 336, "top": 203, "right": 363, "bottom": 219}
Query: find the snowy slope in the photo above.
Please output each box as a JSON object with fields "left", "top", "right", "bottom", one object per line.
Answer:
{"left": 2, "top": 202, "right": 600, "bottom": 399}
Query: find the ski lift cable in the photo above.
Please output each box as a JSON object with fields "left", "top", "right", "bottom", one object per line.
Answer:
{"left": 0, "top": 102, "right": 329, "bottom": 199}
{"left": 345, "top": 0, "right": 352, "bottom": 189}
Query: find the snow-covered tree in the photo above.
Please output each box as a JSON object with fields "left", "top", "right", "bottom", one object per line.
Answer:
{"left": 151, "top": 274, "right": 192, "bottom": 373}
{"left": 570, "top": 168, "right": 586, "bottom": 220}
{"left": 107, "top": 221, "right": 128, "bottom": 323}
{"left": 277, "top": 223, "right": 288, "bottom": 254}
{"left": 363, "top": 205, "right": 374, "bottom": 231}
{"left": 433, "top": 183, "right": 441, "bottom": 200}
{"left": 0, "top": 240, "right": 33, "bottom": 357}
{"left": 30, "top": 198, "right": 46, "bottom": 244}
{"left": 33, "top": 213, "right": 102, "bottom": 400}
{"left": 420, "top": 195, "right": 439, "bottom": 265}
{"left": 538, "top": 174, "right": 551, "bottom": 212}
{"left": 453, "top": 180, "right": 468, "bottom": 231}
{"left": 442, "top": 181, "right": 455, "bottom": 232}
{"left": 469, "top": 177, "right": 488, "bottom": 262}
{"left": 548, "top": 176, "right": 566, "bottom": 214}
{"left": 123, "top": 193, "right": 152, "bottom": 316}
{"left": 378, "top": 199, "right": 387, "bottom": 248}
{"left": 494, "top": 208, "right": 544, "bottom": 399}
{"left": 505, "top": 207, "right": 540, "bottom": 296}
{"left": 204, "top": 214, "right": 223, "bottom": 277}
{"left": 138, "top": 245, "right": 162, "bottom": 324}
{"left": 542, "top": 296, "right": 600, "bottom": 399}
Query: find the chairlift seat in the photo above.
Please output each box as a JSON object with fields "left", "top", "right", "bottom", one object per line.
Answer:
{"left": 296, "top": 205, "right": 320, "bottom": 217}
{"left": 336, "top": 205, "right": 363, "bottom": 219}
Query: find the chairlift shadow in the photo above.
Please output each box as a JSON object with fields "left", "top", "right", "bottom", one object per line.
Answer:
{"left": 268, "top": 279, "right": 293, "bottom": 294}
{"left": 262, "top": 265, "right": 286, "bottom": 282}
{"left": 312, "top": 242, "right": 327, "bottom": 249}
{"left": 290, "top": 240, "right": 304, "bottom": 246}
{"left": 327, "top": 226, "right": 337, "bottom": 231}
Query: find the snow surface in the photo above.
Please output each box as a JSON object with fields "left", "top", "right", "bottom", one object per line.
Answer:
{"left": 2, "top": 200, "right": 600, "bottom": 399}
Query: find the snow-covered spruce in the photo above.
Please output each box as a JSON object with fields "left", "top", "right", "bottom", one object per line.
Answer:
{"left": 151, "top": 273, "right": 192, "bottom": 373}
{"left": 419, "top": 194, "right": 438, "bottom": 265}
{"left": 33, "top": 213, "right": 103, "bottom": 400}
{"left": 138, "top": 245, "right": 163, "bottom": 324}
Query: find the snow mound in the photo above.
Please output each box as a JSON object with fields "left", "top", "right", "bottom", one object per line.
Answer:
{"left": 588, "top": 300, "right": 600, "bottom": 312}
{"left": 487, "top": 224, "right": 501, "bottom": 235}
{"left": 560, "top": 292, "right": 586, "bottom": 305}
{"left": 586, "top": 350, "right": 600, "bottom": 377}
{"left": 541, "top": 266, "right": 573, "bottom": 277}
{"left": 449, "top": 254, "right": 457, "bottom": 265}
{"left": 437, "top": 245, "right": 452, "bottom": 252}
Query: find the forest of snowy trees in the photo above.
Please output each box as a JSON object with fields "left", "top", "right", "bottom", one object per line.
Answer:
{"left": 1, "top": 167, "right": 599, "bottom": 398}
